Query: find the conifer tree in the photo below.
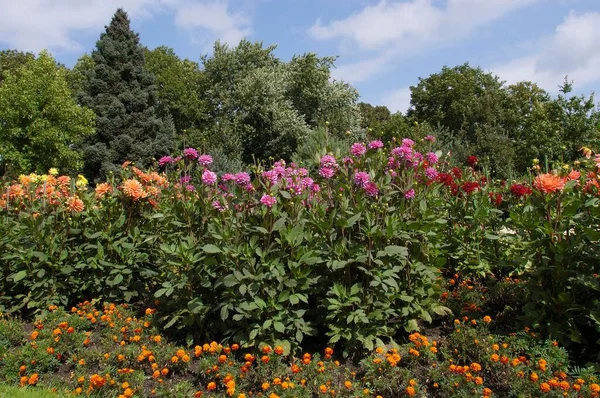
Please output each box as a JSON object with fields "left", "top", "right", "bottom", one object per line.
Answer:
{"left": 79, "top": 8, "right": 175, "bottom": 180}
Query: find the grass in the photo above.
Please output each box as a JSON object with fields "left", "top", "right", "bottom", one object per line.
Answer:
{"left": 0, "top": 384, "right": 67, "bottom": 398}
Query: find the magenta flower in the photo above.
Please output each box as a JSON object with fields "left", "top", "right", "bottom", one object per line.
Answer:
{"left": 212, "top": 199, "right": 227, "bottom": 212}
{"left": 364, "top": 181, "right": 379, "bottom": 197}
{"left": 198, "top": 154, "right": 213, "bottom": 166}
{"left": 202, "top": 170, "right": 217, "bottom": 185}
{"left": 262, "top": 170, "right": 279, "bottom": 185}
{"left": 425, "top": 167, "right": 438, "bottom": 179}
{"left": 221, "top": 173, "right": 235, "bottom": 182}
{"left": 260, "top": 194, "right": 277, "bottom": 208}
{"left": 185, "top": 184, "right": 195, "bottom": 192}
{"left": 343, "top": 156, "right": 354, "bottom": 166}
{"left": 354, "top": 171, "right": 370, "bottom": 187}
{"left": 320, "top": 154, "right": 338, "bottom": 169}
{"left": 424, "top": 135, "right": 436, "bottom": 143}
{"left": 351, "top": 143, "right": 367, "bottom": 157}
{"left": 368, "top": 140, "right": 384, "bottom": 150}
{"left": 234, "top": 172, "right": 251, "bottom": 186}
{"left": 158, "top": 156, "right": 173, "bottom": 166}
{"left": 392, "top": 146, "right": 413, "bottom": 159}
{"left": 183, "top": 147, "right": 198, "bottom": 160}
{"left": 318, "top": 166, "right": 336, "bottom": 179}
{"left": 404, "top": 189, "right": 415, "bottom": 199}
{"left": 426, "top": 152, "right": 439, "bottom": 164}
{"left": 401, "top": 138, "right": 415, "bottom": 147}
{"left": 180, "top": 175, "right": 191, "bottom": 185}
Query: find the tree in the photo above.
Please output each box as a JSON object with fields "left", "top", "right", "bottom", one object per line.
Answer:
{"left": 358, "top": 102, "right": 391, "bottom": 129}
{"left": 196, "top": 41, "right": 360, "bottom": 165}
{"left": 0, "top": 51, "right": 95, "bottom": 175}
{"left": 285, "top": 53, "right": 360, "bottom": 134}
{"left": 408, "top": 63, "right": 509, "bottom": 141}
{"left": 0, "top": 50, "right": 35, "bottom": 84}
{"left": 144, "top": 46, "right": 208, "bottom": 146}
{"left": 79, "top": 8, "right": 175, "bottom": 181}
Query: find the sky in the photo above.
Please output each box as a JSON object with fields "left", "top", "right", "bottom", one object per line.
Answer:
{"left": 1, "top": 0, "right": 600, "bottom": 114}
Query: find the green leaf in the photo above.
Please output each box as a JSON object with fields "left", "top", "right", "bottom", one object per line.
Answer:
{"left": 220, "top": 305, "right": 229, "bottom": 321}
{"left": 274, "top": 321, "right": 285, "bottom": 333}
{"left": 13, "top": 270, "right": 27, "bottom": 282}
{"left": 272, "top": 217, "right": 286, "bottom": 231}
{"left": 280, "top": 191, "right": 291, "bottom": 199}
{"left": 203, "top": 244, "right": 222, "bottom": 254}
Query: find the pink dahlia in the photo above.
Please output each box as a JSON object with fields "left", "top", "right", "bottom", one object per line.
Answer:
{"left": 183, "top": 147, "right": 198, "bottom": 160}
{"left": 260, "top": 194, "right": 277, "bottom": 208}
{"left": 364, "top": 181, "right": 379, "bottom": 197}
{"left": 351, "top": 143, "right": 367, "bottom": 157}
{"left": 368, "top": 140, "right": 384, "bottom": 150}
{"left": 354, "top": 171, "right": 370, "bottom": 187}
{"left": 198, "top": 154, "right": 213, "bottom": 166}
{"left": 202, "top": 170, "right": 217, "bottom": 185}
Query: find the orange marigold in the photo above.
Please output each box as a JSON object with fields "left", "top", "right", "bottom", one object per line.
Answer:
{"left": 405, "top": 386, "right": 416, "bottom": 396}
{"left": 534, "top": 173, "right": 566, "bottom": 194}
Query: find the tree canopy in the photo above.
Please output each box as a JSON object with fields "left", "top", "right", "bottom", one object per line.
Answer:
{"left": 0, "top": 51, "right": 95, "bottom": 175}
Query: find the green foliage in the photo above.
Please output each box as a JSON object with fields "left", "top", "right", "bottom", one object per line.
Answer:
{"left": 0, "top": 50, "right": 35, "bottom": 83}
{"left": 144, "top": 46, "right": 208, "bottom": 146}
{"left": 408, "top": 63, "right": 600, "bottom": 177}
{"left": 193, "top": 41, "right": 360, "bottom": 166}
{"left": 0, "top": 51, "right": 95, "bottom": 175}
{"left": 78, "top": 9, "right": 175, "bottom": 181}
{"left": 508, "top": 179, "right": 600, "bottom": 354}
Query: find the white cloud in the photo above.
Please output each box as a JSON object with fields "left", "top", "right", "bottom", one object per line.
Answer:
{"left": 492, "top": 11, "right": 600, "bottom": 93}
{"left": 173, "top": 1, "right": 251, "bottom": 48}
{"left": 310, "top": 0, "right": 542, "bottom": 51}
{"left": 331, "top": 53, "right": 392, "bottom": 83}
{"left": 380, "top": 86, "right": 412, "bottom": 114}
{"left": 309, "top": 0, "right": 544, "bottom": 84}
{"left": 0, "top": 0, "right": 250, "bottom": 54}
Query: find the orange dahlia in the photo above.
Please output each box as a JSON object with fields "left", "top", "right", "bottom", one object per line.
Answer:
{"left": 66, "top": 196, "right": 85, "bottom": 213}
{"left": 533, "top": 173, "right": 566, "bottom": 194}
{"left": 121, "top": 179, "right": 147, "bottom": 200}
{"left": 95, "top": 183, "right": 112, "bottom": 199}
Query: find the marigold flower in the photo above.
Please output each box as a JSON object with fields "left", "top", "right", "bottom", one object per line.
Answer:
{"left": 262, "top": 382, "right": 270, "bottom": 391}
{"left": 344, "top": 381, "right": 352, "bottom": 389}
{"left": 483, "top": 315, "right": 492, "bottom": 323}
{"left": 406, "top": 386, "right": 416, "bottom": 396}
{"left": 470, "top": 362, "right": 482, "bottom": 372}
{"left": 28, "top": 373, "right": 39, "bottom": 385}
{"left": 539, "top": 382, "right": 551, "bottom": 392}
{"left": 319, "top": 385, "right": 327, "bottom": 393}
{"left": 207, "top": 382, "right": 216, "bottom": 391}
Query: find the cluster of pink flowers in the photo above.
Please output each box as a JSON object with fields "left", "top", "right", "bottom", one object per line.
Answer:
{"left": 319, "top": 155, "right": 338, "bottom": 179}
{"left": 155, "top": 136, "right": 451, "bottom": 212}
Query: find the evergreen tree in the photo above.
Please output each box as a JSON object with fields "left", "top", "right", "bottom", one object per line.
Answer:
{"left": 79, "top": 8, "right": 175, "bottom": 181}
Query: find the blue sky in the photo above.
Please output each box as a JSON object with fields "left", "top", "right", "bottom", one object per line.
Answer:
{"left": 1, "top": 0, "right": 600, "bottom": 113}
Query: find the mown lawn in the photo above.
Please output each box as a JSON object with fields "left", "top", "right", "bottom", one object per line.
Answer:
{"left": 0, "top": 384, "right": 66, "bottom": 398}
